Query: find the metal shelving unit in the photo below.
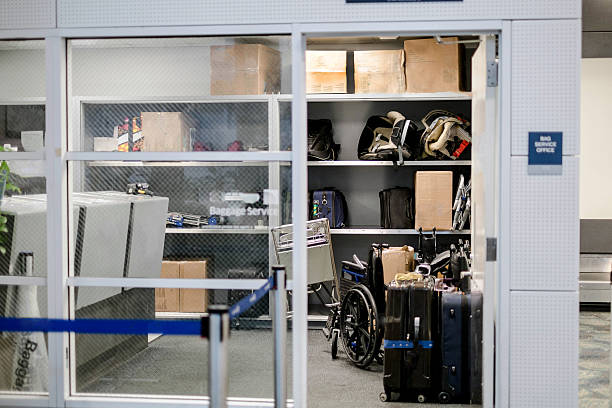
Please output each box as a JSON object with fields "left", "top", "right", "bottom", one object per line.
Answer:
{"left": 330, "top": 228, "right": 471, "bottom": 235}
{"left": 165, "top": 227, "right": 269, "bottom": 235}
{"left": 305, "top": 91, "right": 472, "bottom": 102}
{"left": 308, "top": 160, "right": 471, "bottom": 167}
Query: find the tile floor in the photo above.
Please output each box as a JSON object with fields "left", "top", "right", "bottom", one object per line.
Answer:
{"left": 579, "top": 311, "right": 609, "bottom": 408}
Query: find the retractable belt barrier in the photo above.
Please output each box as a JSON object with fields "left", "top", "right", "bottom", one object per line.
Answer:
{"left": 0, "top": 266, "right": 288, "bottom": 408}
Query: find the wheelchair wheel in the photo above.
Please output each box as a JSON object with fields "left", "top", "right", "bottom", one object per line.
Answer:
{"left": 331, "top": 330, "right": 338, "bottom": 359}
{"left": 339, "top": 284, "right": 380, "bottom": 368}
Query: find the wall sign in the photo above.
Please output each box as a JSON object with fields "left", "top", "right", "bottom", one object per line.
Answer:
{"left": 528, "top": 132, "right": 563, "bottom": 175}
{"left": 347, "top": 0, "right": 461, "bottom": 2}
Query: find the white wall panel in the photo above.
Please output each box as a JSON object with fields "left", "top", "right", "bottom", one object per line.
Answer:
{"left": 511, "top": 20, "right": 581, "bottom": 156}
{"left": 510, "top": 291, "right": 578, "bottom": 408}
{"left": 580, "top": 58, "right": 612, "bottom": 219}
{"left": 57, "top": 0, "right": 579, "bottom": 28}
{"left": 0, "top": 48, "right": 46, "bottom": 100}
{"left": 0, "top": 0, "right": 55, "bottom": 29}
{"left": 510, "top": 156, "right": 579, "bottom": 291}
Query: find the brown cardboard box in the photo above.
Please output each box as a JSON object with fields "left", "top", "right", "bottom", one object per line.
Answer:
{"left": 155, "top": 261, "right": 180, "bottom": 312}
{"left": 141, "top": 112, "right": 191, "bottom": 152}
{"left": 179, "top": 260, "right": 208, "bottom": 313}
{"left": 404, "top": 37, "right": 463, "bottom": 93}
{"left": 414, "top": 171, "right": 453, "bottom": 230}
{"left": 211, "top": 44, "right": 281, "bottom": 95}
{"left": 306, "top": 51, "right": 347, "bottom": 94}
{"left": 382, "top": 246, "right": 415, "bottom": 284}
{"left": 354, "top": 50, "right": 406, "bottom": 94}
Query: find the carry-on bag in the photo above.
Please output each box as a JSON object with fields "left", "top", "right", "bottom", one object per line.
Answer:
{"left": 379, "top": 187, "right": 414, "bottom": 229}
{"left": 419, "top": 110, "right": 471, "bottom": 160}
{"left": 367, "top": 243, "right": 388, "bottom": 315}
{"left": 438, "top": 291, "right": 468, "bottom": 403}
{"left": 468, "top": 291, "right": 483, "bottom": 404}
{"left": 310, "top": 189, "right": 348, "bottom": 228}
{"left": 382, "top": 279, "right": 438, "bottom": 403}
{"left": 308, "top": 119, "right": 340, "bottom": 161}
{"left": 358, "top": 112, "right": 422, "bottom": 164}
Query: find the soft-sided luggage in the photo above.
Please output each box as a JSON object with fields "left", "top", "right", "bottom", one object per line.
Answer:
{"left": 382, "top": 280, "right": 438, "bottom": 403}
{"left": 358, "top": 112, "right": 422, "bottom": 164}
{"left": 308, "top": 119, "right": 340, "bottom": 161}
{"left": 468, "top": 291, "right": 483, "bottom": 404}
{"left": 310, "top": 189, "right": 347, "bottom": 228}
{"left": 439, "top": 292, "right": 468, "bottom": 403}
{"left": 379, "top": 187, "right": 414, "bottom": 229}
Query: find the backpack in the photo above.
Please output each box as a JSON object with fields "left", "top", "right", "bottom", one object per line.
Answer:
{"left": 308, "top": 119, "right": 340, "bottom": 161}
{"left": 358, "top": 111, "right": 422, "bottom": 164}
{"left": 379, "top": 187, "right": 414, "bottom": 229}
{"left": 310, "top": 189, "right": 347, "bottom": 228}
{"left": 420, "top": 110, "right": 471, "bottom": 160}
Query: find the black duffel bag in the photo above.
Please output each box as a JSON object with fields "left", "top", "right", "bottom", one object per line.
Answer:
{"left": 379, "top": 187, "right": 414, "bottom": 229}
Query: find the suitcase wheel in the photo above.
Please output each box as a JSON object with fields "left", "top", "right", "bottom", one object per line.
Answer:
{"left": 331, "top": 330, "right": 338, "bottom": 360}
{"left": 438, "top": 392, "right": 450, "bottom": 404}
{"left": 417, "top": 395, "right": 426, "bottom": 403}
{"left": 379, "top": 393, "right": 388, "bottom": 403}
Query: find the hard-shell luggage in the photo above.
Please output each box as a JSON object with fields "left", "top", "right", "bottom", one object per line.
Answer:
{"left": 227, "top": 268, "right": 268, "bottom": 318}
{"left": 310, "top": 189, "right": 347, "bottom": 228}
{"left": 382, "top": 280, "right": 438, "bottom": 403}
{"left": 468, "top": 291, "right": 483, "bottom": 404}
{"left": 379, "top": 187, "right": 414, "bottom": 229}
{"left": 367, "top": 243, "right": 388, "bottom": 316}
{"left": 439, "top": 291, "right": 468, "bottom": 403}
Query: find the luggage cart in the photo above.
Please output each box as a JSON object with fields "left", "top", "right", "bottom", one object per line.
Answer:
{"left": 272, "top": 219, "right": 383, "bottom": 369}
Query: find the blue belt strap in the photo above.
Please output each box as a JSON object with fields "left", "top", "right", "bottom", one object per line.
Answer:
{"left": 0, "top": 317, "right": 201, "bottom": 336}
{"left": 384, "top": 339, "right": 433, "bottom": 349}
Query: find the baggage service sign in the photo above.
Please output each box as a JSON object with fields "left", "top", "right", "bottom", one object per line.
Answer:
{"left": 528, "top": 132, "right": 562, "bottom": 175}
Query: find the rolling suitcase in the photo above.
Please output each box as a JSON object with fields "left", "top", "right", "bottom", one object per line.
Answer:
{"left": 382, "top": 280, "right": 438, "bottom": 403}
{"left": 468, "top": 291, "right": 483, "bottom": 404}
{"left": 439, "top": 291, "right": 468, "bottom": 403}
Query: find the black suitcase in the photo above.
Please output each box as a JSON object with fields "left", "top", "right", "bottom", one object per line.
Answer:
{"left": 439, "top": 291, "right": 468, "bottom": 403}
{"left": 227, "top": 268, "right": 268, "bottom": 319}
{"left": 382, "top": 280, "right": 438, "bottom": 403}
{"left": 468, "top": 291, "right": 483, "bottom": 404}
{"left": 379, "top": 187, "right": 414, "bottom": 229}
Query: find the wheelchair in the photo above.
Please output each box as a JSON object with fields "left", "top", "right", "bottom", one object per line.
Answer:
{"left": 324, "top": 244, "right": 387, "bottom": 369}
{"left": 271, "top": 220, "right": 385, "bottom": 369}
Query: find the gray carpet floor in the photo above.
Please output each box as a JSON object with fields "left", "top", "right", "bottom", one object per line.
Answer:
{"left": 579, "top": 311, "right": 609, "bottom": 408}
{"left": 78, "top": 312, "right": 610, "bottom": 407}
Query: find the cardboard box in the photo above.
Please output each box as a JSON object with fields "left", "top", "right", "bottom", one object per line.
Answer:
{"left": 382, "top": 246, "right": 415, "bottom": 284}
{"left": 414, "top": 171, "right": 453, "bottom": 230}
{"left": 141, "top": 112, "right": 191, "bottom": 152}
{"left": 179, "top": 260, "right": 208, "bottom": 313}
{"left": 404, "top": 37, "right": 463, "bottom": 93}
{"left": 211, "top": 44, "right": 281, "bottom": 95}
{"left": 306, "top": 51, "right": 347, "bottom": 94}
{"left": 354, "top": 50, "right": 406, "bottom": 94}
{"left": 155, "top": 261, "right": 180, "bottom": 312}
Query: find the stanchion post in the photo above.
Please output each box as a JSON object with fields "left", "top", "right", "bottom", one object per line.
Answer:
{"left": 271, "top": 265, "right": 287, "bottom": 408}
{"left": 208, "top": 305, "right": 230, "bottom": 408}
